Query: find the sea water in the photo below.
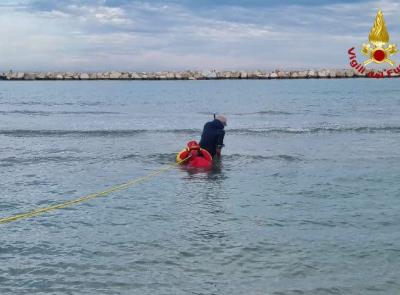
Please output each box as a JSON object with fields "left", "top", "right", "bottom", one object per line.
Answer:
{"left": 1, "top": 80, "right": 400, "bottom": 294}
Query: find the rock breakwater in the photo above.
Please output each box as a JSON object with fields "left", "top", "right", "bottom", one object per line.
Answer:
{"left": 0, "top": 69, "right": 396, "bottom": 80}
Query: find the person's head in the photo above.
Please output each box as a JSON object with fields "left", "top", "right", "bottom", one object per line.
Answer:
{"left": 187, "top": 140, "right": 200, "bottom": 150}
{"left": 215, "top": 115, "right": 227, "bottom": 127}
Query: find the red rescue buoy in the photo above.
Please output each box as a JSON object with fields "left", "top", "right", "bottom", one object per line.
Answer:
{"left": 176, "top": 140, "right": 212, "bottom": 169}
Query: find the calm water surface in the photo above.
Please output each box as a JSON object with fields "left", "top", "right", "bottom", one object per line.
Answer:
{"left": 1, "top": 80, "right": 400, "bottom": 294}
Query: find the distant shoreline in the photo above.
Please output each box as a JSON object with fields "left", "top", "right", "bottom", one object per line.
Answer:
{"left": 0, "top": 69, "right": 396, "bottom": 80}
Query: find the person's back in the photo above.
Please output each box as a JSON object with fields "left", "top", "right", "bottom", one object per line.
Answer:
{"left": 199, "top": 115, "right": 227, "bottom": 158}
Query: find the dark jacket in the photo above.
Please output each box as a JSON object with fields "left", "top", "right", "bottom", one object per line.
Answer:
{"left": 199, "top": 119, "right": 225, "bottom": 158}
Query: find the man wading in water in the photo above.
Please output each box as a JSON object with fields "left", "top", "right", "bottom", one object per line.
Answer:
{"left": 200, "top": 115, "right": 227, "bottom": 159}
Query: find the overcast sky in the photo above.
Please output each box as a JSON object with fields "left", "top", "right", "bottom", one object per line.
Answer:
{"left": 1, "top": 0, "right": 400, "bottom": 71}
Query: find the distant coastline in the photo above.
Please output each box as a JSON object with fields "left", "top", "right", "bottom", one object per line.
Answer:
{"left": 0, "top": 69, "right": 396, "bottom": 80}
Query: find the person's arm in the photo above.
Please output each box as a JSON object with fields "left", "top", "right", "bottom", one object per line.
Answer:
{"left": 215, "top": 131, "right": 225, "bottom": 159}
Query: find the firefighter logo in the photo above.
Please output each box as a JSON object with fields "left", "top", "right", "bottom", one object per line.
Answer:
{"left": 361, "top": 9, "right": 397, "bottom": 66}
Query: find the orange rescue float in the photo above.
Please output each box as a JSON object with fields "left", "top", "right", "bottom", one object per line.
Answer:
{"left": 176, "top": 141, "right": 213, "bottom": 169}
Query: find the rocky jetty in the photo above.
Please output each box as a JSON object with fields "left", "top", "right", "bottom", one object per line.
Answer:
{"left": 0, "top": 69, "right": 396, "bottom": 80}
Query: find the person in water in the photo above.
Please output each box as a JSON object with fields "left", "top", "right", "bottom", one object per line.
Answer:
{"left": 200, "top": 115, "right": 227, "bottom": 159}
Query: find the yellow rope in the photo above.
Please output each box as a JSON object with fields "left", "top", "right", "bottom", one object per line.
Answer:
{"left": 0, "top": 156, "right": 190, "bottom": 225}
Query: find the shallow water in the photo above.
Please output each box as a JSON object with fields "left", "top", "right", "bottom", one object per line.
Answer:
{"left": 1, "top": 80, "right": 400, "bottom": 294}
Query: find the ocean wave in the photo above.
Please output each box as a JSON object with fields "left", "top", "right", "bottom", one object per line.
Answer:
{"left": 197, "top": 111, "right": 215, "bottom": 115}
{"left": 122, "top": 153, "right": 180, "bottom": 165}
{"left": 0, "top": 110, "right": 120, "bottom": 115}
{"left": 239, "top": 126, "right": 400, "bottom": 134}
{"left": 226, "top": 126, "right": 400, "bottom": 134}
{"left": 223, "top": 154, "right": 303, "bottom": 162}
{"left": 0, "top": 101, "right": 106, "bottom": 106}
{"left": 234, "top": 110, "right": 294, "bottom": 116}
{"left": 120, "top": 152, "right": 302, "bottom": 165}
{"left": 199, "top": 110, "right": 294, "bottom": 116}
{"left": 0, "top": 151, "right": 301, "bottom": 169}
{"left": 1, "top": 126, "right": 399, "bottom": 138}
{"left": 0, "top": 129, "right": 199, "bottom": 137}
{"left": 0, "top": 156, "right": 92, "bottom": 167}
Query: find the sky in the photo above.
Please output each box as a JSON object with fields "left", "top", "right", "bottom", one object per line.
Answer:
{"left": 1, "top": 0, "right": 400, "bottom": 71}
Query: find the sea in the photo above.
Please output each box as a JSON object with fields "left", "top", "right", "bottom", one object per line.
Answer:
{"left": 1, "top": 79, "right": 399, "bottom": 295}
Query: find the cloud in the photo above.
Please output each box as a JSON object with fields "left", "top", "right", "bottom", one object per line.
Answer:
{"left": 44, "top": 5, "right": 133, "bottom": 26}
{"left": 0, "top": 0, "right": 399, "bottom": 70}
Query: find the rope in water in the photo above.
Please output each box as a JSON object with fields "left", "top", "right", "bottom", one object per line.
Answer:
{"left": 0, "top": 156, "right": 190, "bottom": 225}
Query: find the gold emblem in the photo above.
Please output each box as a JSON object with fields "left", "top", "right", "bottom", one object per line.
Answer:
{"left": 362, "top": 9, "right": 397, "bottom": 66}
